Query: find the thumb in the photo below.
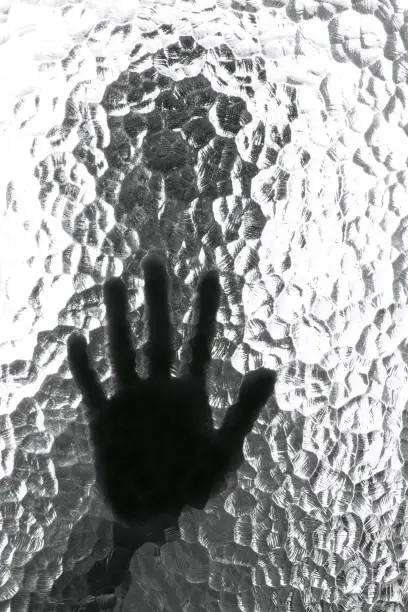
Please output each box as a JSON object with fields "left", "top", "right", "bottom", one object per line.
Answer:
{"left": 218, "top": 367, "right": 276, "bottom": 445}
{"left": 238, "top": 367, "right": 276, "bottom": 412}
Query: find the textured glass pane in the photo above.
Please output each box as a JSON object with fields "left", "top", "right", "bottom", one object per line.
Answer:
{"left": 1, "top": 1, "right": 407, "bottom": 611}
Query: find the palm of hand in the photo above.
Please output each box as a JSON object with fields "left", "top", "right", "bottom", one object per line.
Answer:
{"left": 67, "top": 252, "right": 276, "bottom": 531}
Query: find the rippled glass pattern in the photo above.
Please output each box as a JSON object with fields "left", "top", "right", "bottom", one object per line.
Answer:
{"left": 1, "top": 1, "right": 408, "bottom": 610}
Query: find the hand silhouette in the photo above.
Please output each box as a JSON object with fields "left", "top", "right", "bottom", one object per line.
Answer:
{"left": 67, "top": 252, "right": 276, "bottom": 533}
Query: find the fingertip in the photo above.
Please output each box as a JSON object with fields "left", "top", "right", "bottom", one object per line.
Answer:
{"left": 256, "top": 367, "right": 277, "bottom": 389}
{"left": 203, "top": 268, "right": 219, "bottom": 283}
{"left": 142, "top": 250, "right": 168, "bottom": 274}
{"left": 67, "top": 331, "right": 87, "bottom": 354}
{"left": 198, "top": 269, "right": 221, "bottom": 309}
{"left": 252, "top": 367, "right": 276, "bottom": 384}
{"left": 200, "top": 267, "right": 219, "bottom": 283}
{"left": 103, "top": 276, "right": 127, "bottom": 305}
{"left": 238, "top": 367, "right": 277, "bottom": 405}
{"left": 67, "top": 331, "right": 89, "bottom": 373}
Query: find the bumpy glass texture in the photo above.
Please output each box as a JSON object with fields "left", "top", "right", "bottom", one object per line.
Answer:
{"left": 1, "top": 1, "right": 408, "bottom": 611}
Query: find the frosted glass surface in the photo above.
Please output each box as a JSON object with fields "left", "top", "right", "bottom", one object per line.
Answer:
{"left": 1, "top": 1, "right": 408, "bottom": 611}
